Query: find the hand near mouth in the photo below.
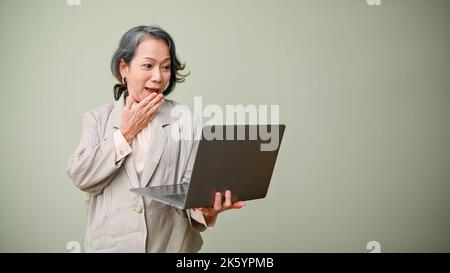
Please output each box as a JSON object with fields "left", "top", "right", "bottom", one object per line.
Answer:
{"left": 119, "top": 92, "right": 165, "bottom": 143}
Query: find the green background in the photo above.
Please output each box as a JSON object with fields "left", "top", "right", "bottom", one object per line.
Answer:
{"left": 0, "top": 0, "right": 449, "bottom": 252}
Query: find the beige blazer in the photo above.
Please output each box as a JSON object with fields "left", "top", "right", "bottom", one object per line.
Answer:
{"left": 66, "top": 93, "right": 206, "bottom": 252}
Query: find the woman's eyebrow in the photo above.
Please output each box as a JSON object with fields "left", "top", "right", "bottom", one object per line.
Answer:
{"left": 143, "top": 56, "right": 171, "bottom": 62}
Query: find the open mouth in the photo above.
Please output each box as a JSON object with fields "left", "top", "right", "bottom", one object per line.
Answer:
{"left": 145, "top": 87, "right": 159, "bottom": 94}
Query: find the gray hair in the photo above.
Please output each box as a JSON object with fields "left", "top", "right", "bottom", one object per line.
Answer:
{"left": 111, "top": 25, "right": 189, "bottom": 100}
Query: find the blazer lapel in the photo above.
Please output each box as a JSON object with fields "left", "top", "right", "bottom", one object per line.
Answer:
{"left": 110, "top": 92, "right": 140, "bottom": 189}
{"left": 140, "top": 101, "right": 171, "bottom": 187}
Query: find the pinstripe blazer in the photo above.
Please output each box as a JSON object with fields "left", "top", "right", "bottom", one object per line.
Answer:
{"left": 66, "top": 93, "right": 206, "bottom": 253}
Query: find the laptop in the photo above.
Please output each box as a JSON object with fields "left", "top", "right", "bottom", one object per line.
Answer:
{"left": 130, "top": 124, "right": 285, "bottom": 209}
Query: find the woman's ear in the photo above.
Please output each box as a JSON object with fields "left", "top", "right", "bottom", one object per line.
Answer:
{"left": 119, "top": 58, "right": 128, "bottom": 79}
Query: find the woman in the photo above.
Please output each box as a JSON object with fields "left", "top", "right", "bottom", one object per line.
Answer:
{"left": 67, "top": 25, "right": 245, "bottom": 252}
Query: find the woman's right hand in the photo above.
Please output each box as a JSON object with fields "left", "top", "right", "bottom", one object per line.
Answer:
{"left": 119, "top": 93, "right": 165, "bottom": 143}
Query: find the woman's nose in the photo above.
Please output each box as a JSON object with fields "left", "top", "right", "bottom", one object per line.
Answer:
{"left": 151, "top": 68, "right": 162, "bottom": 82}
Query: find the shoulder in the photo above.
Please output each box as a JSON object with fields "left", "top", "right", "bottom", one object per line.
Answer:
{"left": 81, "top": 101, "right": 116, "bottom": 125}
{"left": 166, "top": 99, "right": 193, "bottom": 113}
{"left": 165, "top": 99, "right": 198, "bottom": 122}
{"left": 165, "top": 99, "right": 202, "bottom": 135}
{"left": 163, "top": 98, "right": 186, "bottom": 109}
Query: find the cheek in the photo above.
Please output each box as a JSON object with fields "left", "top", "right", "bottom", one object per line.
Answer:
{"left": 131, "top": 74, "right": 149, "bottom": 89}
{"left": 164, "top": 73, "right": 171, "bottom": 84}
{"left": 126, "top": 75, "right": 147, "bottom": 98}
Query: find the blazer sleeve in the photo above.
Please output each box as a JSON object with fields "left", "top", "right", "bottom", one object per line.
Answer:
{"left": 66, "top": 111, "right": 125, "bottom": 196}
{"left": 186, "top": 209, "right": 207, "bottom": 232}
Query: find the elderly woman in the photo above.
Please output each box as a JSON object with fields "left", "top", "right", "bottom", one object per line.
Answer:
{"left": 67, "top": 25, "right": 245, "bottom": 252}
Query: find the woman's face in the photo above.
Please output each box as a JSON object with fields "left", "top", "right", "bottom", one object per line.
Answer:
{"left": 120, "top": 37, "right": 171, "bottom": 102}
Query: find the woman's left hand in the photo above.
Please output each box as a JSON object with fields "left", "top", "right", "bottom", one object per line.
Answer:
{"left": 194, "top": 190, "right": 246, "bottom": 227}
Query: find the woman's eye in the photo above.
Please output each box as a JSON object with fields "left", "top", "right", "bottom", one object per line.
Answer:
{"left": 143, "top": 64, "right": 153, "bottom": 69}
{"left": 162, "top": 65, "right": 170, "bottom": 71}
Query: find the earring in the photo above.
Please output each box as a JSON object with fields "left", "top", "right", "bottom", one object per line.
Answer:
{"left": 122, "top": 77, "right": 127, "bottom": 85}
